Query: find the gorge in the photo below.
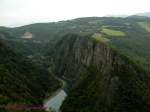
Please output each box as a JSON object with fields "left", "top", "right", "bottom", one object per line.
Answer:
{"left": 0, "top": 16, "right": 150, "bottom": 112}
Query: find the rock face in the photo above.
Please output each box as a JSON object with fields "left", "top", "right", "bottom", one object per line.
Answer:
{"left": 48, "top": 34, "right": 150, "bottom": 112}
{"left": 48, "top": 34, "right": 114, "bottom": 81}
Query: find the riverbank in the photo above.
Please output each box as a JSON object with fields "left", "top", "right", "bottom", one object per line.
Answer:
{"left": 44, "top": 87, "right": 63, "bottom": 104}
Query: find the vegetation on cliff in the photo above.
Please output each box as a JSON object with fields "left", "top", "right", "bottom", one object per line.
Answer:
{"left": 60, "top": 34, "right": 150, "bottom": 112}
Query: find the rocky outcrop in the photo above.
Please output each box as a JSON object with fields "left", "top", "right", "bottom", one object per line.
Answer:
{"left": 47, "top": 34, "right": 150, "bottom": 112}
{"left": 48, "top": 34, "right": 148, "bottom": 82}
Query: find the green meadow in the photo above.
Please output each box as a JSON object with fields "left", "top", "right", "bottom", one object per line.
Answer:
{"left": 101, "top": 28, "right": 125, "bottom": 37}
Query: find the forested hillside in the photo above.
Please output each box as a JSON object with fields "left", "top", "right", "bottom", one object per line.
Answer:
{"left": 0, "top": 40, "right": 61, "bottom": 112}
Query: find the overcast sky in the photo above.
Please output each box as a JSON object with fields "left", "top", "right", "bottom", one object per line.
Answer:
{"left": 0, "top": 0, "right": 150, "bottom": 27}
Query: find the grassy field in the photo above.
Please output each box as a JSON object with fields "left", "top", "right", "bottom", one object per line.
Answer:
{"left": 138, "top": 22, "right": 150, "bottom": 32}
{"left": 101, "top": 28, "right": 125, "bottom": 37}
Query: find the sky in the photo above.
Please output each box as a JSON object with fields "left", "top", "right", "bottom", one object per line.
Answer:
{"left": 0, "top": 0, "right": 150, "bottom": 27}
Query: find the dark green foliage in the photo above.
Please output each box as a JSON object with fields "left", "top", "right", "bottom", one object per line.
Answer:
{"left": 0, "top": 40, "right": 61, "bottom": 112}
{"left": 61, "top": 55, "right": 150, "bottom": 112}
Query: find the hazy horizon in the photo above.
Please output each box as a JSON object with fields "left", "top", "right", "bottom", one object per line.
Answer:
{"left": 1, "top": 0, "right": 150, "bottom": 27}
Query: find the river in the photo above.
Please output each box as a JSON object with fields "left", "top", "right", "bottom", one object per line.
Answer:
{"left": 44, "top": 89, "right": 67, "bottom": 112}
{"left": 44, "top": 76, "right": 67, "bottom": 112}
{"left": 44, "top": 67, "right": 68, "bottom": 112}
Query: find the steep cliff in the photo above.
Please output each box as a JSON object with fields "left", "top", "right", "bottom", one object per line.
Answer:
{"left": 47, "top": 34, "right": 95, "bottom": 82}
{"left": 47, "top": 34, "right": 150, "bottom": 112}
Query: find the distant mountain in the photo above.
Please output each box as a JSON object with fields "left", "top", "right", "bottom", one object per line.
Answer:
{"left": 105, "top": 12, "right": 150, "bottom": 18}
{"left": 135, "top": 12, "right": 150, "bottom": 17}
{"left": 105, "top": 14, "right": 128, "bottom": 18}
